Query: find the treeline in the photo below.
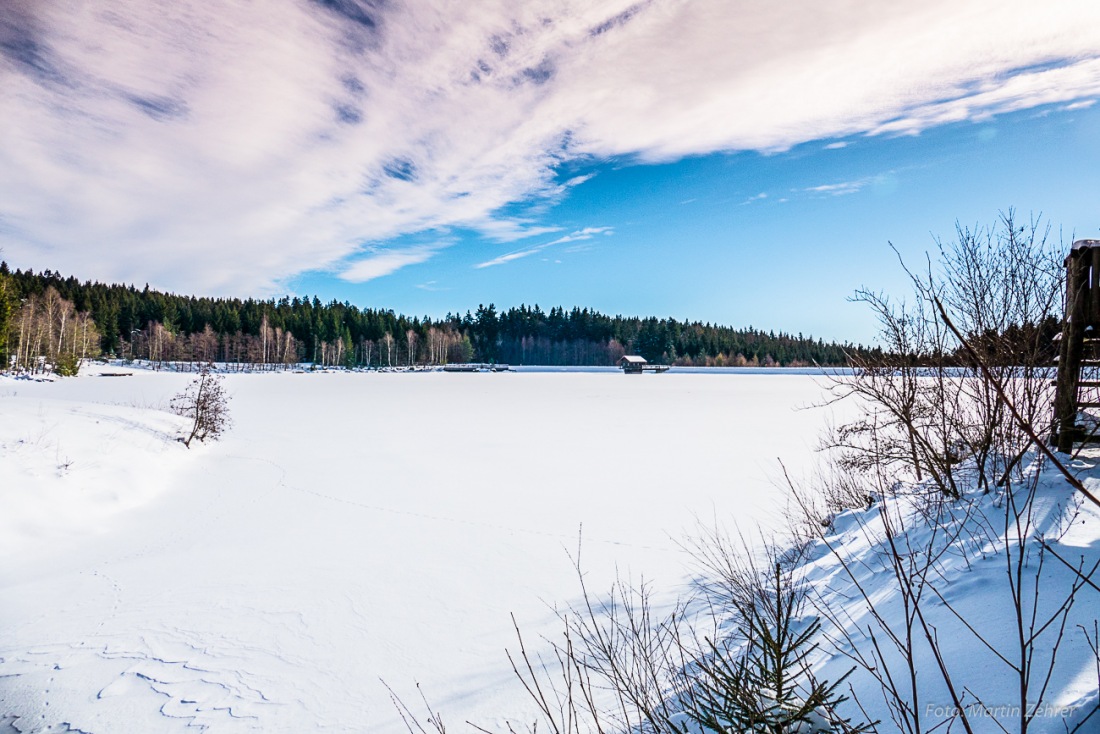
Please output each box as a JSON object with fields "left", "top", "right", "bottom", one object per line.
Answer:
{"left": 0, "top": 263, "right": 871, "bottom": 369}
{"left": 0, "top": 281, "right": 101, "bottom": 374}
{"left": 481, "top": 303, "right": 866, "bottom": 366}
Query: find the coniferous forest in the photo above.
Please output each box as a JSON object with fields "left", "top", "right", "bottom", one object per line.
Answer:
{"left": 0, "top": 263, "right": 874, "bottom": 369}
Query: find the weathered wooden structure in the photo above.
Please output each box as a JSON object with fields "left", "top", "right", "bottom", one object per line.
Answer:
{"left": 1052, "top": 239, "right": 1100, "bottom": 451}
{"left": 618, "top": 355, "right": 670, "bottom": 374}
{"left": 442, "top": 363, "right": 511, "bottom": 372}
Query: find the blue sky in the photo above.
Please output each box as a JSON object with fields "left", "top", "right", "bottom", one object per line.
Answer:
{"left": 2, "top": 1, "right": 1099, "bottom": 343}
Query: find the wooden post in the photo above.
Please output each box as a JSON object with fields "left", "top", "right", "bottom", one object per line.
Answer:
{"left": 1054, "top": 247, "right": 1091, "bottom": 452}
{"left": 1091, "top": 248, "right": 1100, "bottom": 326}
{"left": 1054, "top": 250, "right": 1080, "bottom": 450}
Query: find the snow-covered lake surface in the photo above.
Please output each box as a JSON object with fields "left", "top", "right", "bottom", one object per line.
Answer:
{"left": 0, "top": 367, "right": 849, "bottom": 732}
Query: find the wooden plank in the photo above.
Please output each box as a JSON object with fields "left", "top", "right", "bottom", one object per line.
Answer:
{"left": 1086, "top": 246, "right": 1095, "bottom": 323}
{"left": 1055, "top": 249, "right": 1089, "bottom": 451}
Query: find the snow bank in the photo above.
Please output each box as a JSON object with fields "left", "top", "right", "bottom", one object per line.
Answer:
{"left": 794, "top": 458, "right": 1100, "bottom": 732}
{"left": 0, "top": 370, "right": 192, "bottom": 560}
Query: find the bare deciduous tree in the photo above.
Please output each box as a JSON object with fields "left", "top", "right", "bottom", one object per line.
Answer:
{"left": 381, "top": 331, "right": 395, "bottom": 367}
{"left": 7, "top": 285, "right": 100, "bottom": 374}
{"left": 171, "top": 365, "right": 231, "bottom": 448}
{"left": 828, "top": 211, "right": 1062, "bottom": 502}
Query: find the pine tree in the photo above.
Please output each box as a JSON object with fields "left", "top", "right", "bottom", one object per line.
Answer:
{"left": 688, "top": 563, "right": 871, "bottom": 733}
{"left": 0, "top": 267, "right": 13, "bottom": 367}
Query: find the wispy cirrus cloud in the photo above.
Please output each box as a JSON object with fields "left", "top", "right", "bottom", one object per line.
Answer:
{"left": 550, "top": 227, "right": 614, "bottom": 245}
{"left": 1063, "top": 100, "right": 1096, "bottom": 111}
{"left": 802, "top": 172, "right": 901, "bottom": 197}
{"left": 1, "top": 0, "right": 1099, "bottom": 292}
{"left": 475, "top": 249, "right": 543, "bottom": 270}
{"left": 476, "top": 226, "right": 613, "bottom": 269}
{"left": 803, "top": 180, "right": 870, "bottom": 197}
{"left": 341, "top": 246, "right": 442, "bottom": 283}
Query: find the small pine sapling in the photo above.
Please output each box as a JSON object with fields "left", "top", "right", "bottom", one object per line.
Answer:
{"left": 688, "top": 563, "right": 871, "bottom": 734}
{"left": 54, "top": 353, "right": 80, "bottom": 376}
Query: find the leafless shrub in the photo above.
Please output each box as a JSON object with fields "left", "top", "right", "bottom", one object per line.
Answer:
{"left": 831, "top": 211, "right": 1062, "bottom": 499}
{"left": 523, "top": 564, "right": 694, "bottom": 734}
{"left": 785, "top": 455, "right": 883, "bottom": 544}
{"left": 791, "top": 209, "right": 1098, "bottom": 732}
{"left": 476, "top": 537, "right": 871, "bottom": 734}
{"left": 170, "top": 364, "right": 231, "bottom": 448}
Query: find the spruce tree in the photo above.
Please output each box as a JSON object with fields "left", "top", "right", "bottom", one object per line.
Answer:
{"left": 688, "top": 563, "right": 872, "bottom": 733}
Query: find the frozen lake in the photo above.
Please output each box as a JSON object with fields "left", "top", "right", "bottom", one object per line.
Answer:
{"left": 0, "top": 369, "right": 851, "bottom": 732}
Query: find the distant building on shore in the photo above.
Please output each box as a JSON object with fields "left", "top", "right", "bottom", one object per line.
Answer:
{"left": 618, "top": 355, "right": 669, "bottom": 374}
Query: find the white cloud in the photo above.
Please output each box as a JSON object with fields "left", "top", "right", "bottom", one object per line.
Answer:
{"left": 340, "top": 247, "right": 440, "bottom": 283}
{"left": 475, "top": 248, "right": 543, "bottom": 269}
{"left": 468, "top": 220, "right": 562, "bottom": 244}
{"left": 475, "top": 226, "right": 613, "bottom": 268}
{"left": 803, "top": 180, "right": 869, "bottom": 197}
{"left": 868, "top": 58, "right": 1100, "bottom": 136}
{"left": 801, "top": 172, "right": 903, "bottom": 197}
{"left": 1063, "top": 99, "right": 1096, "bottom": 111}
{"left": 547, "top": 226, "right": 613, "bottom": 245}
{"left": 2, "top": 0, "right": 1099, "bottom": 292}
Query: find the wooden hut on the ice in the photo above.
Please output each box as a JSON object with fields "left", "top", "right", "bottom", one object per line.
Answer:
{"left": 618, "top": 355, "right": 669, "bottom": 374}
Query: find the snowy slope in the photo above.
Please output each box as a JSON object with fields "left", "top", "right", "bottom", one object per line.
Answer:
{"left": 796, "top": 456, "right": 1100, "bottom": 733}
{"left": 0, "top": 368, "right": 194, "bottom": 560}
{"left": 0, "top": 367, "right": 848, "bottom": 732}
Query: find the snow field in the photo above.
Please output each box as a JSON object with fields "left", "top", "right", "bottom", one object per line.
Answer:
{"left": 0, "top": 368, "right": 848, "bottom": 732}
